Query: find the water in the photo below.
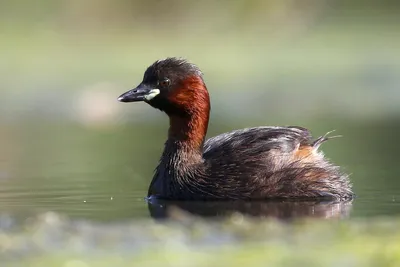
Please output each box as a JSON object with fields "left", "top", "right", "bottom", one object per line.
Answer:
{"left": 1, "top": 119, "right": 400, "bottom": 222}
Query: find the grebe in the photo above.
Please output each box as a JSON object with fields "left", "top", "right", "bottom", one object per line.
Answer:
{"left": 118, "top": 57, "right": 353, "bottom": 200}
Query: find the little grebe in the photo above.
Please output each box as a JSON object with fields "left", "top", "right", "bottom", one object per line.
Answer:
{"left": 118, "top": 58, "right": 353, "bottom": 200}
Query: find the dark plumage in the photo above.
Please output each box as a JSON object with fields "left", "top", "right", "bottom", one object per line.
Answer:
{"left": 118, "top": 57, "right": 353, "bottom": 201}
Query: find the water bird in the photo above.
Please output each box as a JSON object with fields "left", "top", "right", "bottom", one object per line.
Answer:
{"left": 118, "top": 57, "right": 353, "bottom": 201}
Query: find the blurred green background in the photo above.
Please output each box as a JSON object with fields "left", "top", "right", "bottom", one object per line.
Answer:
{"left": 0, "top": 0, "right": 400, "bottom": 221}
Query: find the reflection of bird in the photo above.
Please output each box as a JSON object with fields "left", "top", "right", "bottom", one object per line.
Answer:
{"left": 118, "top": 57, "right": 353, "bottom": 201}
{"left": 147, "top": 198, "right": 353, "bottom": 220}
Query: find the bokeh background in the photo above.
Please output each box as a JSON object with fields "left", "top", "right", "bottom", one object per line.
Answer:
{"left": 0, "top": 0, "right": 400, "bottom": 221}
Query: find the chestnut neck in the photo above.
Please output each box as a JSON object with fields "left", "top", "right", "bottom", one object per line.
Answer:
{"left": 166, "top": 78, "right": 210, "bottom": 153}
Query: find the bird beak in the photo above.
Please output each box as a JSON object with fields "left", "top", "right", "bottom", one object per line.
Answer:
{"left": 117, "top": 84, "right": 160, "bottom": 103}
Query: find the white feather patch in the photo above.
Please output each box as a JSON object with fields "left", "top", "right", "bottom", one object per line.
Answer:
{"left": 144, "top": 89, "right": 160, "bottom": 101}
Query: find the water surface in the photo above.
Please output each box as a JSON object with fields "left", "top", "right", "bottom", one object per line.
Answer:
{"left": 1, "top": 119, "right": 400, "bottom": 222}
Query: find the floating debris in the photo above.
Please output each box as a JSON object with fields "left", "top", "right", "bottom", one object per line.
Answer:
{"left": 0, "top": 211, "right": 400, "bottom": 266}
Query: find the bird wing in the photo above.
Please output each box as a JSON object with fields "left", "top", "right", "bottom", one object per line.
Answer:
{"left": 203, "top": 126, "right": 312, "bottom": 158}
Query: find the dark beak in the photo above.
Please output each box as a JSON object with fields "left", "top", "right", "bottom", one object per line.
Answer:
{"left": 117, "top": 84, "right": 156, "bottom": 103}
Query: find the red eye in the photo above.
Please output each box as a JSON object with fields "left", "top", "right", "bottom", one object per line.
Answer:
{"left": 159, "top": 78, "right": 170, "bottom": 87}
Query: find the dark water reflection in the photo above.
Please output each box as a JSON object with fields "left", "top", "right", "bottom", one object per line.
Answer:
{"left": 147, "top": 199, "right": 353, "bottom": 220}
{"left": 0, "top": 119, "right": 400, "bottom": 222}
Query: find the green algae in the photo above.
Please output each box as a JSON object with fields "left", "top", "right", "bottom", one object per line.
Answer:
{"left": 1, "top": 212, "right": 400, "bottom": 267}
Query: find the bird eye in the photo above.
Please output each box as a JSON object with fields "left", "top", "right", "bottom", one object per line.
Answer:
{"left": 159, "top": 78, "right": 170, "bottom": 87}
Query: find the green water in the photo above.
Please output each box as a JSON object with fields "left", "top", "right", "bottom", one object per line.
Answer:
{"left": 1, "top": 2, "right": 400, "bottom": 265}
{"left": 1, "top": 119, "right": 400, "bottom": 266}
{"left": 1, "top": 119, "right": 399, "bottom": 222}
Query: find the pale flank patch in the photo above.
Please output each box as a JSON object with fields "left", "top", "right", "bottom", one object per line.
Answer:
{"left": 144, "top": 89, "right": 160, "bottom": 101}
